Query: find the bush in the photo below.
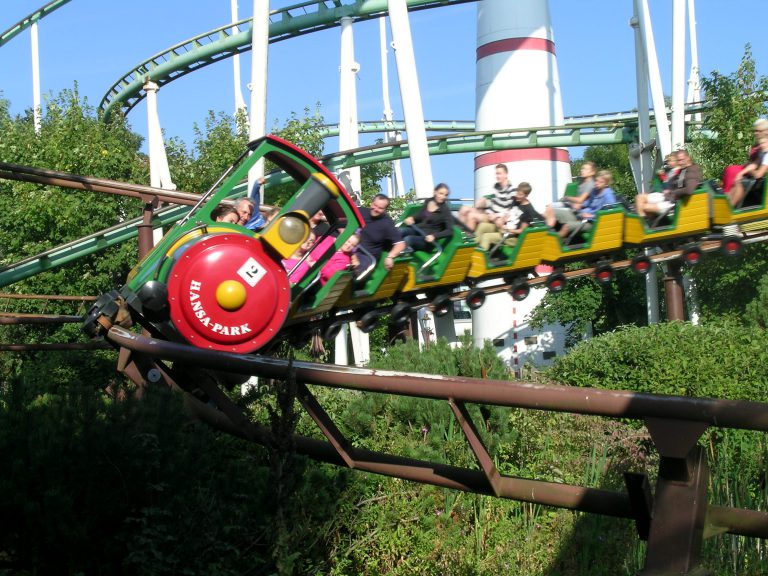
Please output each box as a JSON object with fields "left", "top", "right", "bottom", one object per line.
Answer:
{"left": 547, "top": 320, "right": 768, "bottom": 400}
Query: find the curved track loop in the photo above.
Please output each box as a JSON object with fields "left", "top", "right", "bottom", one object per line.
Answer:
{"left": 0, "top": 0, "right": 73, "bottom": 47}
{"left": 100, "top": 0, "right": 472, "bottom": 119}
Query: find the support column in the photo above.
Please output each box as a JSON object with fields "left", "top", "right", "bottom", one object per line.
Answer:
{"left": 338, "top": 16, "right": 362, "bottom": 199}
{"left": 144, "top": 80, "right": 176, "bottom": 246}
{"left": 671, "top": 0, "right": 686, "bottom": 151}
{"left": 387, "top": 0, "right": 434, "bottom": 199}
{"left": 635, "top": 0, "right": 672, "bottom": 158}
{"left": 473, "top": 0, "right": 570, "bottom": 364}
{"left": 231, "top": 0, "right": 248, "bottom": 116}
{"left": 642, "top": 418, "right": 710, "bottom": 574}
{"left": 248, "top": 0, "right": 269, "bottom": 187}
{"left": 630, "top": 6, "right": 659, "bottom": 325}
{"left": 31, "top": 21, "right": 41, "bottom": 134}
{"left": 664, "top": 260, "right": 685, "bottom": 321}
{"left": 379, "top": 16, "right": 405, "bottom": 198}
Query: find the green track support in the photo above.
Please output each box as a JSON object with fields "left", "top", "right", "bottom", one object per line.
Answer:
{"left": 0, "top": 0, "right": 73, "bottom": 47}
{"left": 100, "top": 0, "right": 476, "bottom": 120}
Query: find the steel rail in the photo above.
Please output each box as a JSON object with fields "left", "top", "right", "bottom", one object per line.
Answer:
{"left": 0, "top": 312, "right": 82, "bottom": 325}
{"left": 0, "top": 0, "right": 73, "bottom": 48}
{"left": 317, "top": 102, "right": 712, "bottom": 138}
{"left": 0, "top": 292, "right": 95, "bottom": 301}
{"left": 0, "top": 341, "right": 111, "bottom": 351}
{"left": 108, "top": 326, "right": 768, "bottom": 432}
{"left": 0, "top": 162, "right": 202, "bottom": 206}
{"left": 100, "top": 0, "right": 476, "bottom": 119}
{"left": 108, "top": 326, "right": 768, "bottom": 540}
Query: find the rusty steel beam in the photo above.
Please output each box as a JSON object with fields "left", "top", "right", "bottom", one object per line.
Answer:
{"left": 109, "top": 327, "right": 768, "bottom": 541}
{"left": 0, "top": 292, "right": 96, "bottom": 301}
{"left": 0, "top": 341, "right": 112, "bottom": 351}
{"left": 0, "top": 162, "right": 202, "bottom": 206}
{"left": 107, "top": 326, "right": 768, "bottom": 432}
{"left": 0, "top": 313, "right": 82, "bottom": 325}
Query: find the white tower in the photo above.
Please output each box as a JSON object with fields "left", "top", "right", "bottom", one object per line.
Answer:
{"left": 472, "top": 0, "right": 571, "bottom": 372}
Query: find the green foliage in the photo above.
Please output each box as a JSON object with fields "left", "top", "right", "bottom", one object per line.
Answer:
{"left": 548, "top": 320, "right": 768, "bottom": 399}
{"left": 0, "top": 87, "right": 144, "bottom": 301}
{"left": 529, "top": 264, "right": 648, "bottom": 346}
{"left": 547, "top": 321, "right": 768, "bottom": 573}
{"left": 166, "top": 109, "right": 249, "bottom": 193}
{"left": 691, "top": 243, "right": 768, "bottom": 319}
{"left": 744, "top": 272, "right": 768, "bottom": 328}
{"left": 689, "top": 45, "right": 768, "bottom": 178}
{"left": 370, "top": 333, "right": 509, "bottom": 380}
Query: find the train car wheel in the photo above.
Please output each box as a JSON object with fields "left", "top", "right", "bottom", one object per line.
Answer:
{"left": 465, "top": 288, "right": 486, "bottom": 310}
{"left": 390, "top": 301, "right": 412, "bottom": 325}
{"left": 509, "top": 281, "right": 530, "bottom": 301}
{"left": 631, "top": 255, "right": 652, "bottom": 275}
{"left": 721, "top": 236, "right": 743, "bottom": 257}
{"left": 429, "top": 294, "right": 452, "bottom": 317}
{"left": 324, "top": 321, "right": 343, "bottom": 342}
{"left": 546, "top": 273, "right": 567, "bottom": 293}
{"left": 356, "top": 310, "right": 382, "bottom": 333}
{"left": 166, "top": 234, "right": 290, "bottom": 353}
{"left": 682, "top": 245, "right": 703, "bottom": 266}
{"left": 594, "top": 262, "right": 614, "bottom": 284}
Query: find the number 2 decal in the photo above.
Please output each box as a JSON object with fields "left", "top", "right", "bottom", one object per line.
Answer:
{"left": 237, "top": 257, "right": 267, "bottom": 287}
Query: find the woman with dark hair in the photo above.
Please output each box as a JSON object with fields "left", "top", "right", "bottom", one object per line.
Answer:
{"left": 400, "top": 183, "right": 454, "bottom": 251}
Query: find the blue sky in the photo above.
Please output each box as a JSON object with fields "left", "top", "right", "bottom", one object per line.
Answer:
{"left": 1, "top": 0, "right": 766, "bottom": 198}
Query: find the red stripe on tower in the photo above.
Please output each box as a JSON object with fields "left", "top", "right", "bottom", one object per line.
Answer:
{"left": 475, "top": 148, "right": 570, "bottom": 170}
{"left": 477, "top": 37, "right": 556, "bottom": 60}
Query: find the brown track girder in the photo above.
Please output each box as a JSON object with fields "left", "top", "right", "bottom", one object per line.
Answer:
{"left": 107, "top": 325, "right": 768, "bottom": 550}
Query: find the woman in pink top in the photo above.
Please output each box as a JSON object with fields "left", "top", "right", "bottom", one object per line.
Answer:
{"left": 319, "top": 234, "right": 359, "bottom": 285}
{"left": 282, "top": 232, "right": 316, "bottom": 283}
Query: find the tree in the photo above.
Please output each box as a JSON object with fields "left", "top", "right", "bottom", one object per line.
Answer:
{"left": 0, "top": 88, "right": 146, "bottom": 300}
{"left": 689, "top": 44, "right": 768, "bottom": 178}
{"left": 686, "top": 46, "right": 768, "bottom": 319}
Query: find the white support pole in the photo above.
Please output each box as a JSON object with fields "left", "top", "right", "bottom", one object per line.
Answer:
{"left": 338, "top": 16, "right": 362, "bottom": 199}
{"left": 637, "top": 0, "right": 671, "bottom": 158}
{"left": 686, "top": 0, "right": 701, "bottom": 121}
{"left": 387, "top": 0, "right": 434, "bottom": 199}
{"left": 248, "top": 0, "right": 269, "bottom": 189}
{"left": 379, "top": 16, "right": 404, "bottom": 198}
{"left": 144, "top": 80, "right": 176, "bottom": 246}
{"left": 30, "top": 22, "right": 41, "bottom": 134}
{"left": 144, "top": 81, "right": 176, "bottom": 191}
{"left": 631, "top": 3, "right": 660, "bottom": 325}
{"left": 231, "top": 0, "right": 248, "bottom": 116}
{"left": 671, "top": 0, "right": 686, "bottom": 151}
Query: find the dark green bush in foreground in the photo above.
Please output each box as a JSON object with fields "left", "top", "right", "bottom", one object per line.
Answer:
{"left": 548, "top": 321, "right": 768, "bottom": 574}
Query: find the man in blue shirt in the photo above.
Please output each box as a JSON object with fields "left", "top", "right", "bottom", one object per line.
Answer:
{"left": 243, "top": 177, "right": 267, "bottom": 230}
{"left": 550, "top": 170, "right": 616, "bottom": 238}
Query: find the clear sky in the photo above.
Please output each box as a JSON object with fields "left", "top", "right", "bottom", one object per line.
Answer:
{"left": 1, "top": 0, "right": 766, "bottom": 199}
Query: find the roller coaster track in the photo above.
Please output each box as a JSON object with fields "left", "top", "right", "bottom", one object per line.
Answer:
{"left": 0, "top": 119, "right": 643, "bottom": 288}
{"left": 0, "top": 0, "right": 73, "bottom": 47}
{"left": 100, "top": 0, "right": 477, "bottom": 120}
{"left": 101, "top": 323, "right": 768, "bottom": 566}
